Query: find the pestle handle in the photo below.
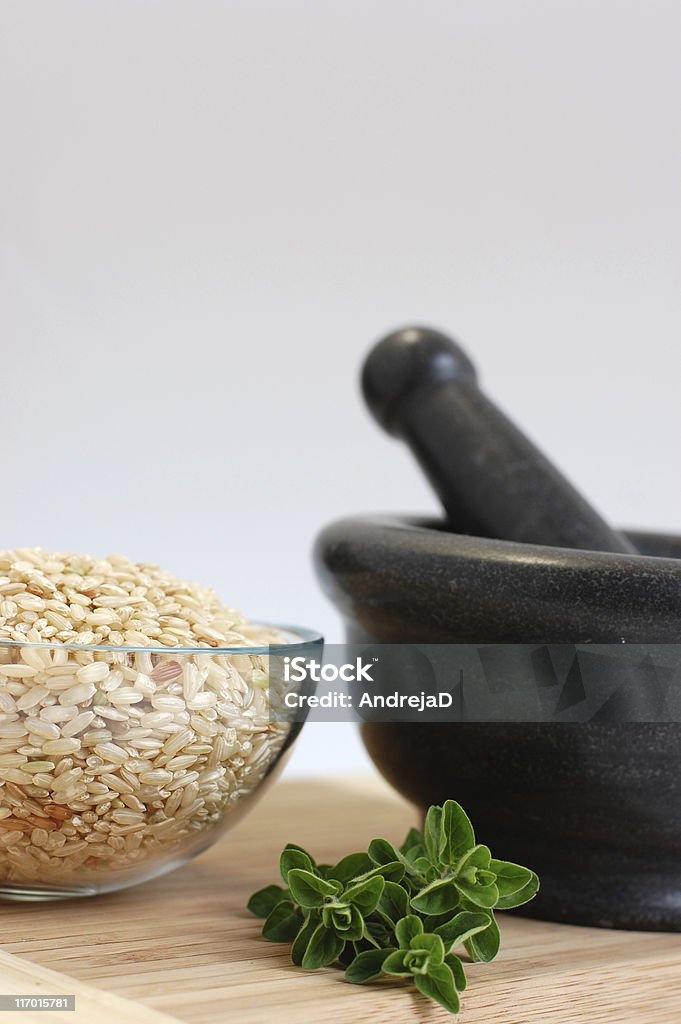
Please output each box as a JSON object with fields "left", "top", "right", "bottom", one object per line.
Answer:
{"left": 361, "top": 326, "right": 635, "bottom": 554}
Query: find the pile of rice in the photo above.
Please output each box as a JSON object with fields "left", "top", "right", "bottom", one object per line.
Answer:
{"left": 0, "top": 548, "right": 288, "bottom": 889}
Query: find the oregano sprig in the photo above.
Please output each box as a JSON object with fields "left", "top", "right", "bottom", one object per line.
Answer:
{"left": 248, "top": 799, "right": 539, "bottom": 1015}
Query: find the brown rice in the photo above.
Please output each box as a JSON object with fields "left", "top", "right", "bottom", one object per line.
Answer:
{"left": 0, "top": 548, "right": 290, "bottom": 890}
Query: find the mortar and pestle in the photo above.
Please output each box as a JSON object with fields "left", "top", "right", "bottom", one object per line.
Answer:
{"left": 314, "top": 326, "right": 681, "bottom": 931}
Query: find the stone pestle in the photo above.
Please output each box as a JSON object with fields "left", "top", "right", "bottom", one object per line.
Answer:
{"left": 361, "top": 325, "right": 635, "bottom": 554}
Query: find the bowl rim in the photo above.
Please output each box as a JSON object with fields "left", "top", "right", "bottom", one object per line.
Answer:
{"left": 316, "top": 513, "right": 681, "bottom": 567}
{"left": 314, "top": 515, "right": 681, "bottom": 642}
{"left": 0, "top": 622, "right": 323, "bottom": 655}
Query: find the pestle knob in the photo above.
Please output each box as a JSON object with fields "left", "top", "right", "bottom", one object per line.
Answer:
{"left": 361, "top": 326, "right": 635, "bottom": 554}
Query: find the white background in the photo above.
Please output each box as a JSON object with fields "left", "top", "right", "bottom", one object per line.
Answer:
{"left": 2, "top": 1, "right": 680, "bottom": 779}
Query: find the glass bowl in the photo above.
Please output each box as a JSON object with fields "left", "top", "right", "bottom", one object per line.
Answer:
{"left": 0, "top": 625, "right": 321, "bottom": 900}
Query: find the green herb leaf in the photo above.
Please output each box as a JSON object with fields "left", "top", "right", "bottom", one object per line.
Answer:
{"left": 434, "top": 910, "right": 492, "bottom": 949}
{"left": 328, "top": 852, "right": 372, "bottom": 885}
{"left": 291, "top": 912, "right": 320, "bottom": 966}
{"left": 284, "top": 841, "right": 315, "bottom": 865}
{"left": 367, "top": 837, "right": 401, "bottom": 866}
{"left": 322, "top": 902, "right": 365, "bottom": 941}
{"left": 262, "top": 901, "right": 304, "bottom": 943}
{"left": 445, "top": 953, "right": 467, "bottom": 991}
{"left": 301, "top": 923, "right": 346, "bottom": 970}
{"left": 345, "top": 948, "right": 396, "bottom": 985}
{"left": 381, "top": 949, "right": 411, "bottom": 977}
{"left": 456, "top": 843, "right": 491, "bottom": 876}
{"left": 455, "top": 880, "right": 498, "bottom": 909}
{"left": 410, "top": 878, "right": 461, "bottom": 916}
{"left": 412, "top": 856, "right": 438, "bottom": 883}
{"left": 399, "top": 826, "right": 426, "bottom": 860}
{"left": 490, "top": 859, "right": 534, "bottom": 898}
{"left": 343, "top": 875, "right": 385, "bottom": 916}
{"left": 363, "top": 917, "right": 393, "bottom": 948}
{"left": 423, "top": 804, "right": 444, "bottom": 865}
{"left": 495, "top": 870, "right": 540, "bottom": 910}
{"left": 453, "top": 846, "right": 499, "bottom": 908}
{"left": 395, "top": 914, "right": 424, "bottom": 948}
{"left": 247, "top": 884, "right": 288, "bottom": 919}
{"left": 377, "top": 880, "right": 409, "bottom": 924}
{"left": 464, "top": 912, "right": 500, "bottom": 963}
{"left": 353, "top": 860, "right": 405, "bottom": 885}
{"left": 441, "top": 800, "right": 476, "bottom": 866}
{"left": 417, "top": 910, "right": 455, "bottom": 931}
{"left": 369, "top": 836, "right": 428, "bottom": 885}
{"left": 287, "top": 869, "right": 339, "bottom": 909}
{"left": 414, "top": 962, "right": 460, "bottom": 1014}
{"left": 280, "top": 845, "right": 314, "bottom": 882}
{"left": 410, "top": 932, "right": 445, "bottom": 967}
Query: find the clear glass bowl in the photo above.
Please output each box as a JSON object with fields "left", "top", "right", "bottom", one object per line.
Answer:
{"left": 0, "top": 625, "right": 321, "bottom": 900}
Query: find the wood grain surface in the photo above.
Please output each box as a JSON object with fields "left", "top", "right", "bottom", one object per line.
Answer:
{"left": 1, "top": 776, "right": 680, "bottom": 1024}
{"left": 0, "top": 950, "right": 178, "bottom": 1024}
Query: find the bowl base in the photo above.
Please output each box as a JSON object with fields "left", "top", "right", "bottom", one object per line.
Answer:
{"left": 0, "top": 884, "right": 97, "bottom": 902}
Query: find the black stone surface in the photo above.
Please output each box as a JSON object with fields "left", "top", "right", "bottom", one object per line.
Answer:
{"left": 314, "top": 515, "right": 681, "bottom": 930}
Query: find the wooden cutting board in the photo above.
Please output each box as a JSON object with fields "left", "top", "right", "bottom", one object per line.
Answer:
{"left": 1, "top": 775, "right": 680, "bottom": 1024}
